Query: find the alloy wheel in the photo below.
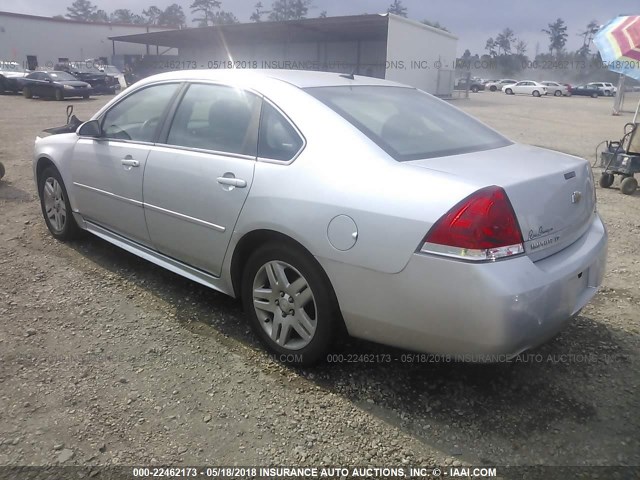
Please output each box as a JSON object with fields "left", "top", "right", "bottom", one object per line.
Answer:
{"left": 43, "top": 177, "right": 67, "bottom": 233}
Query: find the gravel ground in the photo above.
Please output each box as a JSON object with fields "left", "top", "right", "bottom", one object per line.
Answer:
{"left": 0, "top": 91, "right": 638, "bottom": 473}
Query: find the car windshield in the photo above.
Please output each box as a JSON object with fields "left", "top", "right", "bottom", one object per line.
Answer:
{"left": 49, "top": 71, "right": 79, "bottom": 81}
{"left": 70, "top": 63, "right": 102, "bottom": 73}
{"left": 306, "top": 85, "right": 511, "bottom": 161}
{"left": 101, "top": 66, "right": 121, "bottom": 75}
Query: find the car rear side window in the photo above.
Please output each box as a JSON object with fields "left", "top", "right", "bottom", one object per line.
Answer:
{"left": 258, "top": 103, "right": 304, "bottom": 161}
{"left": 306, "top": 85, "right": 510, "bottom": 161}
{"left": 101, "top": 83, "right": 179, "bottom": 143}
{"left": 166, "top": 83, "right": 261, "bottom": 157}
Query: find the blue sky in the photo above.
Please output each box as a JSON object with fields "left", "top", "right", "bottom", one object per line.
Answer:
{"left": 1, "top": 0, "right": 637, "bottom": 55}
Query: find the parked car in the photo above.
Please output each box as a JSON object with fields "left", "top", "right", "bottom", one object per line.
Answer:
{"left": 586, "top": 82, "right": 617, "bottom": 96}
{"left": 56, "top": 61, "right": 117, "bottom": 94}
{"left": 33, "top": 70, "right": 607, "bottom": 365}
{"left": 0, "top": 61, "right": 30, "bottom": 93}
{"left": 455, "top": 77, "right": 485, "bottom": 93}
{"left": 22, "top": 71, "right": 91, "bottom": 100}
{"left": 570, "top": 85, "right": 601, "bottom": 98}
{"left": 485, "top": 79, "right": 517, "bottom": 91}
{"left": 502, "top": 81, "right": 547, "bottom": 97}
{"left": 541, "top": 81, "right": 570, "bottom": 97}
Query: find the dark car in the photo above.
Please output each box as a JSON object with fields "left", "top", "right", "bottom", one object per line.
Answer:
{"left": 455, "top": 77, "right": 485, "bottom": 93}
{"left": 22, "top": 71, "right": 91, "bottom": 100}
{"left": 0, "top": 61, "right": 30, "bottom": 93}
{"left": 569, "top": 85, "right": 600, "bottom": 98}
{"left": 56, "top": 62, "right": 117, "bottom": 94}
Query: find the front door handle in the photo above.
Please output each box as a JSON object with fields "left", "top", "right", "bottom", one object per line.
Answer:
{"left": 217, "top": 177, "right": 247, "bottom": 188}
{"left": 121, "top": 158, "right": 140, "bottom": 167}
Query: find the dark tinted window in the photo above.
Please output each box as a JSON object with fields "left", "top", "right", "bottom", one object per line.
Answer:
{"left": 102, "top": 83, "right": 179, "bottom": 142}
{"left": 166, "top": 83, "right": 260, "bottom": 156}
{"left": 258, "top": 103, "right": 304, "bottom": 161}
{"left": 306, "top": 86, "right": 510, "bottom": 161}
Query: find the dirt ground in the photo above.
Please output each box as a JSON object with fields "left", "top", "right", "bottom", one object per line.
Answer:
{"left": 0, "top": 90, "right": 638, "bottom": 474}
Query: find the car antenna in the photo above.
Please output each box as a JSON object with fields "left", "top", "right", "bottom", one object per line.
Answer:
{"left": 339, "top": 68, "right": 357, "bottom": 80}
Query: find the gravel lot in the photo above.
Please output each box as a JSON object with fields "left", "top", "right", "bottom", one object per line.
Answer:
{"left": 0, "top": 90, "right": 638, "bottom": 474}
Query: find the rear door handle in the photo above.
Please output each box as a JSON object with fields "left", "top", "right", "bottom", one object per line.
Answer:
{"left": 121, "top": 158, "right": 140, "bottom": 167}
{"left": 217, "top": 177, "right": 247, "bottom": 188}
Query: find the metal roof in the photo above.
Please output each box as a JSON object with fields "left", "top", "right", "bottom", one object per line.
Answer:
{"left": 109, "top": 14, "right": 391, "bottom": 48}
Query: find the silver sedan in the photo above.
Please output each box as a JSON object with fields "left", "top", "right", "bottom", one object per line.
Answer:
{"left": 33, "top": 70, "right": 607, "bottom": 365}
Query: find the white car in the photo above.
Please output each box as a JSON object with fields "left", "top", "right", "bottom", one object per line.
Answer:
{"left": 503, "top": 81, "right": 547, "bottom": 97}
{"left": 587, "top": 82, "right": 617, "bottom": 96}
{"left": 485, "top": 79, "right": 518, "bottom": 92}
{"left": 541, "top": 81, "right": 570, "bottom": 97}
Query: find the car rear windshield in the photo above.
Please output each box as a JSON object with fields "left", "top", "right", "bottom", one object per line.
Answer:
{"left": 305, "top": 86, "right": 510, "bottom": 161}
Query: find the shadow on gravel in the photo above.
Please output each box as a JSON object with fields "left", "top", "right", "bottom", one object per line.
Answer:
{"left": 68, "top": 234, "right": 636, "bottom": 463}
{"left": 0, "top": 180, "right": 34, "bottom": 202}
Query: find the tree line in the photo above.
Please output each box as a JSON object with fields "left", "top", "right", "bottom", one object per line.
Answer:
{"left": 58, "top": 0, "right": 446, "bottom": 30}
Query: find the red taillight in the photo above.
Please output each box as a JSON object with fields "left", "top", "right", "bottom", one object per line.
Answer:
{"left": 421, "top": 186, "right": 524, "bottom": 261}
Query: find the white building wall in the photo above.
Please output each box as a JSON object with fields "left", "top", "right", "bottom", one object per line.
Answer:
{"left": 385, "top": 15, "right": 458, "bottom": 96}
{"left": 0, "top": 12, "right": 172, "bottom": 67}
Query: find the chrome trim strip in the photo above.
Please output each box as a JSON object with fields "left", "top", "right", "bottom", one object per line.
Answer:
{"left": 151, "top": 143, "right": 256, "bottom": 161}
{"left": 144, "top": 202, "right": 226, "bottom": 233}
{"left": 73, "top": 182, "right": 142, "bottom": 207}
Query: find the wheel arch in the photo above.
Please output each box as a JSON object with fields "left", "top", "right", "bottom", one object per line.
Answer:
{"left": 35, "top": 156, "right": 57, "bottom": 186}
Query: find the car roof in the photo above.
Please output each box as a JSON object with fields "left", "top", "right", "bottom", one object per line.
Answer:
{"left": 136, "top": 69, "right": 412, "bottom": 91}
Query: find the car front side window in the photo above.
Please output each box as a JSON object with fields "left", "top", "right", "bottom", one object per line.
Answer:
{"left": 166, "top": 83, "right": 261, "bottom": 156}
{"left": 101, "top": 83, "right": 179, "bottom": 143}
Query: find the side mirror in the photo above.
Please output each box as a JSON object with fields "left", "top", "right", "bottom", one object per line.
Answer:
{"left": 77, "top": 120, "right": 102, "bottom": 138}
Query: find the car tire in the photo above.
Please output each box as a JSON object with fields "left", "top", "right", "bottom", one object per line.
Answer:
{"left": 591, "top": 92, "right": 598, "bottom": 98}
{"left": 22, "top": 86, "right": 32, "bottom": 99}
{"left": 241, "top": 242, "right": 341, "bottom": 366}
{"left": 38, "top": 166, "right": 81, "bottom": 241}
{"left": 599, "top": 173, "right": 614, "bottom": 188}
{"left": 490, "top": 86, "right": 497, "bottom": 92}
{"left": 505, "top": 88, "right": 513, "bottom": 95}
{"left": 605, "top": 90, "right": 612, "bottom": 96}
{"left": 554, "top": 90, "right": 562, "bottom": 97}
{"left": 471, "top": 86, "right": 479, "bottom": 93}
{"left": 0, "top": 162, "right": 4, "bottom": 180}
{"left": 83, "top": 95, "right": 90, "bottom": 99}
{"left": 532, "top": 90, "right": 541, "bottom": 97}
{"left": 620, "top": 176, "right": 638, "bottom": 195}
{"left": 54, "top": 89, "right": 64, "bottom": 101}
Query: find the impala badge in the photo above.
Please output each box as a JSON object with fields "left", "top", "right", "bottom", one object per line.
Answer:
{"left": 571, "top": 191, "right": 582, "bottom": 204}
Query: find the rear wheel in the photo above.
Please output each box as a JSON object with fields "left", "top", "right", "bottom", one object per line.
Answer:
{"left": 22, "top": 86, "right": 32, "bottom": 99}
{"left": 54, "top": 89, "right": 64, "bottom": 101}
{"left": 490, "top": 86, "right": 497, "bottom": 92}
{"left": 554, "top": 90, "right": 562, "bottom": 97}
{"left": 599, "top": 173, "right": 614, "bottom": 188}
{"left": 241, "top": 243, "right": 341, "bottom": 366}
{"left": 471, "top": 86, "right": 479, "bottom": 93}
{"left": 38, "top": 166, "right": 81, "bottom": 241}
{"left": 620, "top": 176, "right": 638, "bottom": 195}
{"left": 591, "top": 92, "right": 599, "bottom": 98}
{"left": 505, "top": 88, "right": 513, "bottom": 95}
{"left": 532, "top": 90, "right": 541, "bottom": 97}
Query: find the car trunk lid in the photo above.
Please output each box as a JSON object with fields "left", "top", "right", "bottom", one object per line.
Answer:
{"left": 407, "top": 144, "right": 596, "bottom": 262}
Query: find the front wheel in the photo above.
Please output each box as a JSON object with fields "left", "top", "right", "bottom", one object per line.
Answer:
{"left": 241, "top": 243, "right": 341, "bottom": 365}
{"left": 532, "top": 90, "right": 541, "bottom": 97}
{"left": 490, "top": 86, "right": 497, "bottom": 92}
{"left": 22, "top": 86, "right": 32, "bottom": 99}
{"left": 38, "top": 166, "right": 81, "bottom": 241}
{"left": 471, "top": 86, "right": 479, "bottom": 93}
{"left": 505, "top": 88, "right": 513, "bottom": 95}
{"left": 554, "top": 90, "right": 562, "bottom": 97}
{"left": 591, "top": 92, "right": 599, "bottom": 98}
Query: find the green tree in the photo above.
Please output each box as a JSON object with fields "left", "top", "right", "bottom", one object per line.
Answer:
{"left": 268, "top": 0, "right": 313, "bottom": 21}
{"left": 91, "top": 9, "right": 109, "bottom": 22}
{"left": 212, "top": 10, "right": 239, "bottom": 24}
{"left": 577, "top": 20, "right": 599, "bottom": 56}
{"left": 387, "top": 0, "right": 407, "bottom": 17}
{"left": 143, "top": 6, "right": 163, "bottom": 25}
{"left": 110, "top": 9, "right": 145, "bottom": 24}
{"left": 159, "top": 4, "right": 187, "bottom": 27}
{"left": 422, "top": 19, "right": 448, "bottom": 32}
{"left": 66, "top": 0, "right": 97, "bottom": 21}
{"left": 318, "top": 10, "right": 327, "bottom": 18}
{"left": 542, "top": 18, "right": 568, "bottom": 57}
{"left": 485, "top": 37, "right": 497, "bottom": 57}
{"left": 495, "top": 28, "right": 515, "bottom": 55}
{"left": 190, "top": 0, "right": 222, "bottom": 26}
{"left": 250, "top": 2, "right": 269, "bottom": 22}
{"left": 515, "top": 40, "right": 527, "bottom": 56}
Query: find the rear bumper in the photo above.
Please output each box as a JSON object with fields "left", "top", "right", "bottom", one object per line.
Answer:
{"left": 319, "top": 214, "right": 607, "bottom": 359}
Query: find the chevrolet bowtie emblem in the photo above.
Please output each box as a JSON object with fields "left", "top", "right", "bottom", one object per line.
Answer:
{"left": 571, "top": 191, "right": 582, "bottom": 204}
